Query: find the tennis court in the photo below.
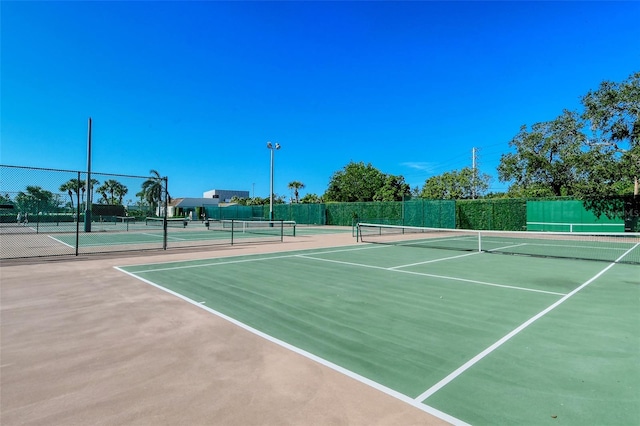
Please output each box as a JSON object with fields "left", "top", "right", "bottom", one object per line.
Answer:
{"left": 116, "top": 227, "right": 640, "bottom": 425}
{"left": 2, "top": 219, "right": 338, "bottom": 258}
{"left": 48, "top": 222, "right": 338, "bottom": 248}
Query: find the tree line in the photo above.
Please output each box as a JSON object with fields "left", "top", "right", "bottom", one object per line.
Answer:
{"left": 3, "top": 170, "right": 168, "bottom": 216}
{"left": 4, "top": 72, "right": 637, "bottom": 213}
{"left": 241, "top": 71, "right": 637, "bottom": 206}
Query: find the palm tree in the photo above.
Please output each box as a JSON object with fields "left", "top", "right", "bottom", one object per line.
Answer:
{"left": 59, "top": 179, "right": 85, "bottom": 210}
{"left": 96, "top": 182, "right": 110, "bottom": 204}
{"left": 287, "top": 181, "right": 305, "bottom": 203}
{"left": 96, "top": 180, "right": 128, "bottom": 204}
{"left": 140, "top": 170, "right": 168, "bottom": 216}
{"left": 113, "top": 182, "right": 128, "bottom": 204}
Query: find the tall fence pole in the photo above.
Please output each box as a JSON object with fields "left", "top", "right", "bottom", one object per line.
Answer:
{"left": 163, "top": 176, "right": 168, "bottom": 250}
{"left": 75, "top": 171, "right": 80, "bottom": 256}
{"left": 84, "top": 117, "right": 92, "bottom": 232}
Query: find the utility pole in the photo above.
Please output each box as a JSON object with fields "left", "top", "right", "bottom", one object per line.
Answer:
{"left": 472, "top": 147, "right": 477, "bottom": 199}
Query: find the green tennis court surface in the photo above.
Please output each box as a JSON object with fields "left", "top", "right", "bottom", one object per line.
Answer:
{"left": 117, "top": 243, "right": 639, "bottom": 425}
{"left": 49, "top": 228, "right": 249, "bottom": 247}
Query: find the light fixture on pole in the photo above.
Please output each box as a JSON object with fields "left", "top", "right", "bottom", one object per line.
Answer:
{"left": 266, "top": 141, "right": 281, "bottom": 220}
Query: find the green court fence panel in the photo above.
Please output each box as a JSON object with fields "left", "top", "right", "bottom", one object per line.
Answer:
{"left": 326, "top": 201, "right": 402, "bottom": 226}
{"left": 207, "top": 200, "right": 455, "bottom": 228}
{"left": 204, "top": 204, "right": 326, "bottom": 225}
{"left": 624, "top": 197, "right": 639, "bottom": 232}
{"left": 272, "top": 203, "right": 326, "bottom": 225}
{"left": 526, "top": 200, "right": 625, "bottom": 232}
{"left": 456, "top": 199, "right": 527, "bottom": 231}
{"left": 403, "top": 199, "right": 456, "bottom": 228}
{"left": 324, "top": 199, "right": 455, "bottom": 228}
{"left": 204, "top": 205, "right": 265, "bottom": 221}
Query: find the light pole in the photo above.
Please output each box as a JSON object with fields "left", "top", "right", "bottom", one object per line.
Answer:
{"left": 267, "top": 141, "right": 281, "bottom": 221}
{"left": 85, "top": 117, "right": 92, "bottom": 232}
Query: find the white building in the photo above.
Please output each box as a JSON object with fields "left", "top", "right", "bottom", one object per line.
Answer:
{"left": 203, "top": 189, "right": 250, "bottom": 203}
{"left": 167, "top": 197, "right": 221, "bottom": 218}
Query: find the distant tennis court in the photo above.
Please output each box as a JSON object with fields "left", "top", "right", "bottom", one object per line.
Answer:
{"left": 117, "top": 227, "right": 640, "bottom": 425}
{"left": 46, "top": 222, "right": 345, "bottom": 247}
{"left": 1, "top": 218, "right": 355, "bottom": 259}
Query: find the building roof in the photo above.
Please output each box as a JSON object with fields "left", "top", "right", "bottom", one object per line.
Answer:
{"left": 169, "top": 197, "right": 220, "bottom": 208}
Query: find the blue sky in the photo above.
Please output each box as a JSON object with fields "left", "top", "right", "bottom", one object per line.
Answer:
{"left": 2, "top": 1, "right": 639, "bottom": 201}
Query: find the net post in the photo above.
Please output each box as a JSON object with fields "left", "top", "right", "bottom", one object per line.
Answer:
{"left": 280, "top": 220, "right": 283, "bottom": 242}
{"left": 230, "top": 219, "right": 235, "bottom": 245}
{"left": 356, "top": 223, "right": 360, "bottom": 242}
{"left": 478, "top": 230, "right": 482, "bottom": 252}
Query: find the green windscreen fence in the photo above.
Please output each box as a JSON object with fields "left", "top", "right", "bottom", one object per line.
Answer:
{"left": 204, "top": 205, "right": 265, "bottom": 221}
{"left": 457, "top": 199, "right": 527, "bottom": 231}
{"left": 403, "top": 199, "right": 455, "bottom": 228}
{"left": 204, "top": 204, "right": 326, "bottom": 225}
{"left": 526, "top": 200, "right": 625, "bottom": 232}
{"left": 202, "top": 198, "right": 635, "bottom": 232}
{"left": 325, "top": 199, "right": 455, "bottom": 228}
{"left": 272, "top": 203, "right": 326, "bottom": 225}
{"left": 326, "top": 201, "right": 402, "bottom": 226}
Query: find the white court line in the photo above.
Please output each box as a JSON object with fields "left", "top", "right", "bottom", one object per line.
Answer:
{"left": 126, "top": 244, "right": 383, "bottom": 273}
{"left": 114, "top": 266, "right": 469, "bottom": 426}
{"left": 139, "top": 232, "right": 187, "bottom": 241}
{"left": 413, "top": 243, "right": 638, "bottom": 403}
{"left": 47, "top": 235, "right": 74, "bottom": 248}
{"left": 140, "top": 232, "right": 164, "bottom": 238}
{"left": 297, "top": 255, "right": 566, "bottom": 296}
{"left": 619, "top": 242, "right": 640, "bottom": 263}
{"left": 486, "top": 242, "right": 528, "bottom": 252}
{"left": 389, "top": 251, "right": 481, "bottom": 269}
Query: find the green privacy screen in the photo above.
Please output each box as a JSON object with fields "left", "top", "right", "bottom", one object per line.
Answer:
{"left": 526, "top": 200, "right": 625, "bottom": 232}
{"left": 204, "top": 205, "right": 265, "bottom": 221}
{"left": 272, "top": 203, "right": 326, "bottom": 225}
{"left": 325, "top": 199, "right": 455, "bottom": 228}
{"left": 205, "top": 200, "right": 455, "bottom": 228}
{"left": 204, "top": 204, "right": 326, "bottom": 225}
{"left": 457, "top": 199, "right": 527, "bottom": 231}
{"left": 204, "top": 199, "right": 632, "bottom": 232}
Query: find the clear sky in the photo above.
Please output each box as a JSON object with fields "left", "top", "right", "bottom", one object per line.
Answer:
{"left": 2, "top": 1, "right": 639, "bottom": 201}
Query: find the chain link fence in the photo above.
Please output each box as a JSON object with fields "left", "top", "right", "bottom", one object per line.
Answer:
{"left": 1, "top": 165, "right": 312, "bottom": 260}
{"left": 0, "top": 165, "right": 170, "bottom": 259}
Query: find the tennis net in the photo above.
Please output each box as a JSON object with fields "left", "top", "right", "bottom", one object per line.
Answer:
{"left": 357, "top": 223, "right": 640, "bottom": 264}
{"left": 207, "top": 219, "right": 295, "bottom": 243}
{"left": 145, "top": 217, "right": 188, "bottom": 228}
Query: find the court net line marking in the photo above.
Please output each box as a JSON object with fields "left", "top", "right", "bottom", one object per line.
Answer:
{"left": 388, "top": 251, "right": 481, "bottom": 269}
{"left": 114, "top": 266, "right": 469, "bottom": 426}
{"left": 389, "top": 240, "right": 529, "bottom": 269}
{"left": 413, "top": 242, "right": 640, "bottom": 403}
{"left": 297, "top": 254, "right": 566, "bottom": 296}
